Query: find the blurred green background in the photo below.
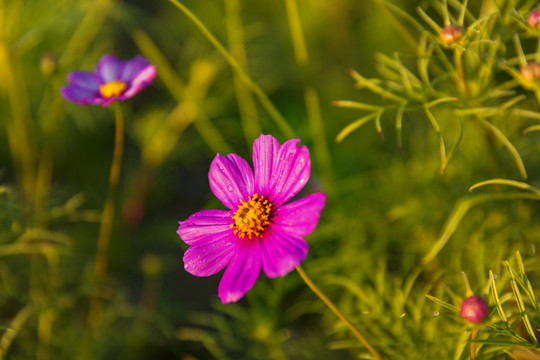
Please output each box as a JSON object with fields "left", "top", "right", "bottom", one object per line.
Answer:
{"left": 2, "top": 0, "right": 540, "bottom": 359}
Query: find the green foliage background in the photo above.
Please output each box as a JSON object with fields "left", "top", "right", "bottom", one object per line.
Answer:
{"left": 2, "top": 0, "right": 540, "bottom": 359}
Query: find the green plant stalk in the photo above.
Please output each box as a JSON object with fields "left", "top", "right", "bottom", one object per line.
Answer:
{"left": 34, "top": 0, "right": 111, "bottom": 219}
{"left": 285, "top": 0, "right": 335, "bottom": 193}
{"left": 132, "top": 30, "right": 232, "bottom": 155}
{"left": 295, "top": 266, "right": 383, "bottom": 360}
{"left": 454, "top": 48, "right": 467, "bottom": 94}
{"left": 0, "top": 303, "right": 36, "bottom": 359}
{"left": 224, "top": 0, "right": 261, "bottom": 146}
{"left": 422, "top": 192, "right": 540, "bottom": 264}
{"left": 0, "top": 42, "right": 36, "bottom": 202}
{"left": 474, "top": 116, "right": 527, "bottom": 179}
{"left": 88, "top": 103, "right": 125, "bottom": 327}
{"left": 167, "top": 0, "right": 295, "bottom": 139}
{"left": 470, "top": 328, "right": 478, "bottom": 360}
{"left": 370, "top": 0, "right": 418, "bottom": 50}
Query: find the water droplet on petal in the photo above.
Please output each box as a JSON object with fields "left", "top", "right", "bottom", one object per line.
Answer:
{"left": 227, "top": 186, "right": 234, "bottom": 192}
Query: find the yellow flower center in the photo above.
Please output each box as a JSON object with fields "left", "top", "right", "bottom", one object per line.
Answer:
{"left": 99, "top": 80, "right": 127, "bottom": 98}
{"left": 230, "top": 194, "right": 272, "bottom": 239}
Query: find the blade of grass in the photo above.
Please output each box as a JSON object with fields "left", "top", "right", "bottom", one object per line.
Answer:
{"left": 336, "top": 112, "right": 381, "bottom": 143}
{"left": 423, "top": 106, "right": 447, "bottom": 173}
{"left": 422, "top": 192, "right": 540, "bottom": 263}
{"left": 505, "top": 261, "right": 538, "bottom": 346}
{"left": 0, "top": 303, "right": 35, "bottom": 358}
{"left": 469, "top": 179, "right": 540, "bottom": 195}
{"left": 425, "top": 294, "right": 459, "bottom": 312}
{"left": 474, "top": 116, "right": 527, "bottom": 179}
{"left": 224, "top": 0, "right": 261, "bottom": 146}
{"left": 166, "top": 0, "right": 295, "bottom": 139}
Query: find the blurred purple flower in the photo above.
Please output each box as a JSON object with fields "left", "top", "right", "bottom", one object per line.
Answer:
{"left": 177, "top": 134, "right": 326, "bottom": 304}
{"left": 61, "top": 54, "right": 156, "bottom": 107}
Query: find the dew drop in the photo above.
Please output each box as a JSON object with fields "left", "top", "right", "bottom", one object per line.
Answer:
{"left": 433, "top": 311, "right": 440, "bottom": 317}
{"left": 227, "top": 186, "right": 234, "bottom": 192}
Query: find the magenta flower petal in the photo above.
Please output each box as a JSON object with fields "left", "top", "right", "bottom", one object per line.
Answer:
{"left": 253, "top": 134, "right": 281, "bottom": 195}
{"left": 209, "top": 153, "right": 254, "bottom": 210}
{"left": 273, "top": 193, "right": 326, "bottom": 236}
{"left": 253, "top": 135, "right": 311, "bottom": 206}
{"left": 261, "top": 229, "right": 308, "bottom": 278}
{"left": 269, "top": 139, "right": 311, "bottom": 205}
{"left": 177, "top": 209, "right": 233, "bottom": 245}
{"left": 119, "top": 55, "right": 152, "bottom": 82}
{"left": 66, "top": 71, "right": 100, "bottom": 90}
{"left": 95, "top": 54, "right": 121, "bottom": 82}
{"left": 121, "top": 63, "right": 157, "bottom": 99}
{"left": 218, "top": 240, "right": 262, "bottom": 303}
{"left": 183, "top": 231, "right": 237, "bottom": 277}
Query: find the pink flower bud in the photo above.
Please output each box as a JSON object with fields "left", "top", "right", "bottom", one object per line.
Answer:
{"left": 460, "top": 295, "right": 489, "bottom": 323}
{"left": 520, "top": 62, "right": 540, "bottom": 81}
{"left": 440, "top": 24, "right": 463, "bottom": 44}
{"left": 528, "top": 9, "right": 540, "bottom": 28}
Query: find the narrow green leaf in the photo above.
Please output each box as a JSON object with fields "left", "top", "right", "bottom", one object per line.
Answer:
{"left": 490, "top": 270, "right": 508, "bottom": 323}
{"left": 425, "top": 294, "right": 459, "bottom": 312}
{"left": 469, "top": 179, "right": 540, "bottom": 195}
{"left": 506, "top": 262, "right": 538, "bottom": 346}
{"left": 422, "top": 192, "right": 540, "bottom": 263}
{"left": 475, "top": 116, "right": 527, "bottom": 180}
{"left": 335, "top": 112, "right": 380, "bottom": 143}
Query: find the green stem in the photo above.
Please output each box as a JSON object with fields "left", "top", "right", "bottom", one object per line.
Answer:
{"left": 284, "top": 0, "right": 334, "bottom": 195}
{"left": 454, "top": 48, "right": 467, "bottom": 95}
{"left": 295, "top": 266, "right": 383, "bottom": 360}
{"left": 224, "top": 0, "right": 261, "bottom": 145}
{"left": 470, "top": 328, "right": 477, "bottom": 359}
{"left": 88, "top": 103, "right": 125, "bottom": 327}
{"left": 0, "top": 303, "right": 36, "bottom": 359}
{"left": 166, "top": 0, "right": 295, "bottom": 139}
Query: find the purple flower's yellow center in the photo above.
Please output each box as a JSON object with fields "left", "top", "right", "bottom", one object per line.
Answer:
{"left": 99, "top": 80, "right": 127, "bottom": 98}
{"left": 230, "top": 194, "right": 272, "bottom": 239}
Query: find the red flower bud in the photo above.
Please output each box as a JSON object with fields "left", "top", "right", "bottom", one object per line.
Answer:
{"left": 528, "top": 9, "right": 540, "bottom": 28}
{"left": 520, "top": 62, "right": 540, "bottom": 81}
{"left": 440, "top": 24, "right": 463, "bottom": 44}
{"left": 460, "top": 295, "right": 489, "bottom": 323}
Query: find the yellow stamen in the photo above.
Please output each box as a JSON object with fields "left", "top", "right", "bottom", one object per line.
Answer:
{"left": 99, "top": 80, "right": 127, "bottom": 98}
{"left": 230, "top": 194, "right": 272, "bottom": 239}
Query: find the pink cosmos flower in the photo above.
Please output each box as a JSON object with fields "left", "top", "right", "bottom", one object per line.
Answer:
{"left": 177, "top": 134, "right": 326, "bottom": 303}
{"left": 61, "top": 54, "right": 156, "bottom": 107}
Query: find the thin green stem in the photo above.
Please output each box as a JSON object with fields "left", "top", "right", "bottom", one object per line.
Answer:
{"left": 0, "top": 303, "right": 36, "bottom": 359}
{"left": 295, "top": 266, "right": 383, "bottom": 360}
{"left": 284, "top": 0, "right": 334, "bottom": 195}
{"left": 167, "top": 0, "right": 295, "bottom": 139}
{"left": 224, "top": 0, "right": 261, "bottom": 146}
{"left": 454, "top": 48, "right": 467, "bottom": 94}
{"left": 88, "top": 103, "right": 125, "bottom": 327}
{"left": 470, "top": 328, "right": 478, "bottom": 359}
